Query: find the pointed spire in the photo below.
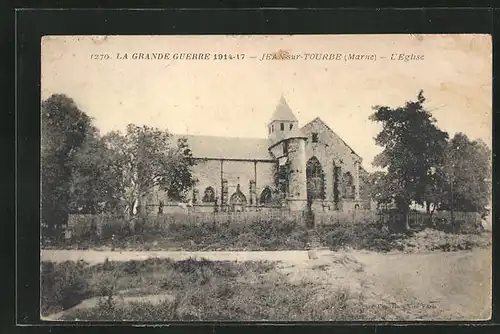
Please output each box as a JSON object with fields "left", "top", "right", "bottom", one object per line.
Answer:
{"left": 269, "top": 95, "right": 298, "bottom": 123}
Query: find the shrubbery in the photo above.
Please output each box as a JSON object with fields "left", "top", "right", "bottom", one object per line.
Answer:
{"left": 392, "top": 229, "right": 491, "bottom": 253}
{"left": 316, "top": 219, "right": 491, "bottom": 253}
{"left": 56, "top": 216, "right": 311, "bottom": 251}
{"left": 41, "top": 260, "right": 92, "bottom": 315}
{"left": 41, "top": 257, "right": 277, "bottom": 317}
{"left": 318, "top": 220, "right": 404, "bottom": 252}
{"left": 50, "top": 258, "right": 391, "bottom": 321}
{"left": 51, "top": 212, "right": 489, "bottom": 253}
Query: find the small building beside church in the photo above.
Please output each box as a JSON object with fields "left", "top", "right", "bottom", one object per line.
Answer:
{"left": 148, "top": 97, "right": 372, "bottom": 213}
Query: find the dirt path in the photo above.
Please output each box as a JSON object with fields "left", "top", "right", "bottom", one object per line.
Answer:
{"left": 41, "top": 248, "right": 492, "bottom": 321}
{"left": 353, "top": 249, "right": 492, "bottom": 320}
{"left": 41, "top": 249, "right": 334, "bottom": 265}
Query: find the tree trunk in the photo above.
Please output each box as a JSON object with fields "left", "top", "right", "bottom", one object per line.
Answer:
{"left": 404, "top": 213, "right": 410, "bottom": 231}
{"left": 429, "top": 204, "right": 436, "bottom": 227}
{"left": 396, "top": 197, "right": 411, "bottom": 232}
{"left": 137, "top": 194, "right": 147, "bottom": 217}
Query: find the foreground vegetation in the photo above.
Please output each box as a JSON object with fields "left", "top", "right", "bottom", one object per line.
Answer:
{"left": 46, "top": 216, "right": 491, "bottom": 254}
{"left": 42, "top": 257, "right": 444, "bottom": 321}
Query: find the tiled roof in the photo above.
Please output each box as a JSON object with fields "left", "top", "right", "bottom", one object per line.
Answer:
{"left": 171, "top": 134, "right": 275, "bottom": 161}
{"left": 269, "top": 96, "right": 298, "bottom": 123}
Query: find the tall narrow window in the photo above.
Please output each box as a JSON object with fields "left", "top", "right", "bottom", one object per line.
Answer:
{"left": 306, "top": 157, "right": 324, "bottom": 201}
{"left": 342, "top": 172, "right": 354, "bottom": 199}
{"left": 283, "top": 141, "right": 289, "bottom": 155}
{"left": 280, "top": 123, "right": 285, "bottom": 131}
{"left": 312, "top": 133, "right": 319, "bottom": 143}
{"left": 289, "top": 124, "right": 293, "bottom": 130}
{"left": 333, "top": 166, "right": 341, "bottom": 204}
{"left": 271, "top": 124, "right": 274, "bottom": 133}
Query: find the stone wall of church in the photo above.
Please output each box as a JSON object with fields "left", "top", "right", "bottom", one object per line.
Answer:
{"left": 219, "top": 160, "right": 254, "bottom": 204}
{"left": 287, "top": 138, "right": 308, "bottom": 211}
{"left": 191, "top": 159, "right": 276, "bottom": 207}
{"left": 301, "top": 119, "right": 366, "bottom": 210}
{"left": 147, "top": 158, "right": 277, "bottom": 212}
{"left": 191, "top": 159, "right": 223, "bottom": 201}
{"left": 255, "top": 161, "right": 276, "bottom": 196}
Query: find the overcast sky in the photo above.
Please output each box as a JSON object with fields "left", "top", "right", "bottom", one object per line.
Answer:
{"left": 41, "top": 34, "right": 492, "bottom": 172}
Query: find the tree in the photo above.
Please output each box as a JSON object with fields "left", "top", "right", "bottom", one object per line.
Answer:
{"left": 422, "top": 165, "right": 448, "bottom": 217}
{"left": 102, "top": 124, "right": 197, "bottom": 216}
{"left": 41, "top": 94, "right": 94, "bottom": 236}
{"left": 439, "top": 133, "right": 491, "bottom": 216}
{"left": 366, "top": 171, "right": 394, "bottom": 209}
{"left": 67, "top": 129, "right": 124, "bottom": 215}
{"left": 370, "top": 91, "right": 449, "bottom": 229}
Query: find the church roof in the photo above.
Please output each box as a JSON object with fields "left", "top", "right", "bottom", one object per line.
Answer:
{"left": 269, "top": 96, "right": 298, "bottom": 123}
{"left": 170, "top": 134, "right": 275, "bottom": 161}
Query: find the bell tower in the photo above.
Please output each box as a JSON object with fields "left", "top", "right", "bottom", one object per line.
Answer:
{"left": 268, "top": 96, "right": 300, "bottom": 146}
{"left": 267, "top": 96, "right": 308, "bottom": 211}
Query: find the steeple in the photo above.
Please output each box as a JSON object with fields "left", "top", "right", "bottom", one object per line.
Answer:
{"left": 269, "top": 95, "right": 298, "bottom": 124}
{"left": 267, "top": 96, "right": 305, "bottom": 148}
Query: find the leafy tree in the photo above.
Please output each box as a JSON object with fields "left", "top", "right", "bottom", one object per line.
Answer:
{"left": 102, "top": 124, "right": 197, "bottom": 216}
{"left": 67, "top": 129, "right": 124, "bottom": 215}
{"left": 41, "top": 94, "right": 93, "bottom": 236}
{"left": 366, "top": 171, "right": 393, "bottom": 209}
{"left": 370, "top": 91, "right": 449, "bottom": 229}
{"left": 422, "top": 165, "right": 448, "bottom": 217}
{"left": 439, "top": 133, "right": 491, "bottom": 216}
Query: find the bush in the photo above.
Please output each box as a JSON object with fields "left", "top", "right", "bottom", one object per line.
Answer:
{"left": 58, "top": 262, "right": 375, "bottom": 321}
{"left": 393, "top": 228, "right": 492, "bottom": 253}
{"left": 56, "top": 258, "right": 399, "bottom": 321}
{"left": 41, "top": 261, "right": 92, "bottom": 315}
{"left": 56, "top": 213, "right": 490, "bottom": 252}
{"left": 321, "top": 220, "right": 403, "bottom": 252}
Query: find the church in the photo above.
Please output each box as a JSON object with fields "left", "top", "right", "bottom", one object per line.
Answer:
{"left": 153, "top": 97, "right": 372, "bottom": 213}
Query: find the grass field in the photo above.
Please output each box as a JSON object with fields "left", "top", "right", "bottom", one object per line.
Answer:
{"left": 41, "top": 247, "right": 491, "bottom": 321}
{"left": 42, "top": 218, "right": 491, "bottom": 321}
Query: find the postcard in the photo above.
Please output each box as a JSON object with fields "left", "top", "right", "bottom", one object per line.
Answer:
{"left": 40, "top": 34, "right": 492, "bottom": 321}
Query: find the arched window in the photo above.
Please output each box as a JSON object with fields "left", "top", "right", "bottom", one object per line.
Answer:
{"left": 342, "top": 172, "right": 355, "bottom": 199}
{"left": 202, "top": 186, "right": 216, "bottom": 203}
{"left": 333, "top": 164, "right": 341, "bottom": 204}
{"left": 306, "top": 157, "right": 325, "bottom": 201}
{"left": 230, "top": 189, "right": 247, "bottom": 212}
{"left": 230, "top": 191, "right": 247, "bottom": 204}
{"left": 260, "top": 187, "right": 273, "bottom": 205}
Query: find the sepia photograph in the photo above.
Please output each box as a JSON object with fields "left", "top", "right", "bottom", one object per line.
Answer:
{"left": 40, "top": 34, "right": 492, "bottom": 322}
